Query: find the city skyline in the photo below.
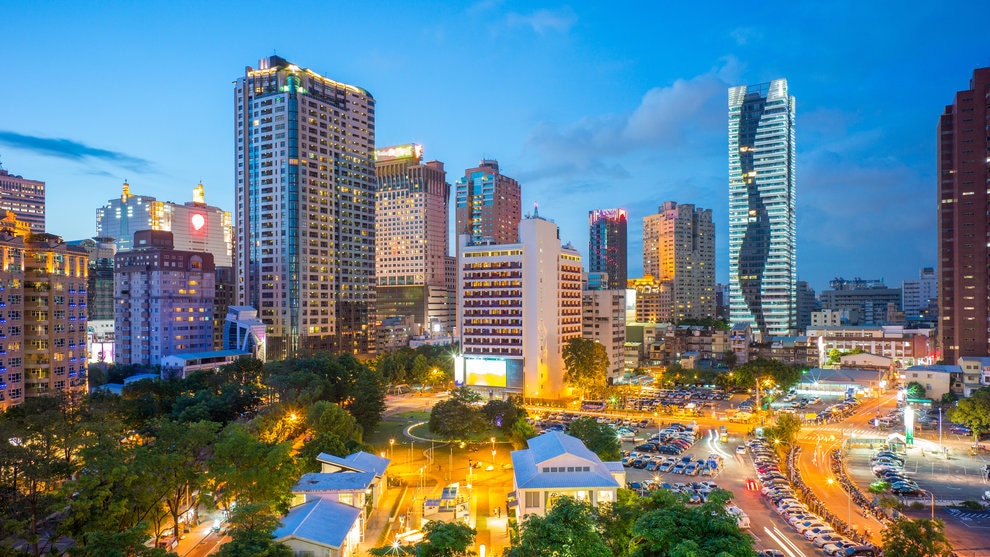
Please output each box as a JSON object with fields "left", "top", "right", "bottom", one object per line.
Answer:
{"left": 2, "top": 2, "right": 989, "bottom": 291}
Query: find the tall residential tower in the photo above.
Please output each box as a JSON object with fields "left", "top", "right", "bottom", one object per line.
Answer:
{"left": 0, "top": 167, "right": 45, "bottom": 232}
{"left": 728, "top": 79, "right": 797, "bottom": 338}
{"left": 235, "top": 56, "right": 376, "bottom": 359}
{"left": 938, "top": 67, "right": 990, "bottom": 362}
{"left": 375, "top": 144, "right": 454, "bottom": 338}
{"left": 455, "top": 159, "right": 521, "bottom": 245}
{"left": 588, "top": 209, "right": 627, "bottom": 290}
{"left": 642, "top": 202, "right": 715, "bottom": 321}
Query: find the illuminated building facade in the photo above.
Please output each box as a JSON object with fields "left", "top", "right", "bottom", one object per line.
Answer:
{"left": 456, "top": 214, "right": 582, "bottom": 399}
{"left": 626, "top": 275, "right": 671, "bottom": 324}
{"left": 0, "top": 213, "right": 90, "bottom": 409}
{"left": 643, "top": 201, "right": 715, "bottom": 321}
{"left": 455, "top": 159, "right": 521, "bottom": 245}
{"left": 114, "top": 231, "right": 215, "bottom": 366}
{"left": 581, "top": 287, "right": 626, "bottom": 379}
{"left": 96, "top": 181, "right": 233, "bottom": 266}
{"left": 0, "top": 167, "right": 45, "bottom": 233}
{"left": 728, "top": 79, "right": 797, "bottom": 338}
{"left": 938, "top": 67, "right": 990, "bottom": 363}
{"left": 235, "top": 55, "right": 376, "bottom": 359}
{"left": 588, "top": 209, "right": 627, "bottom": 290}
{"left": 374, "top": 144, "right": 454, "bottom": 339}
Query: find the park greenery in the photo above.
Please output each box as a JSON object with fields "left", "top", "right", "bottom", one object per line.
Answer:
{"left": 507, "top": 489, "right": 755, "bottom": 557}
{"left": 566, "top": 416, "right": 622, "bottom": 461}
{"left": 0, "top": 353, "right": 389, "bottom": 556}
{"left": 427, "top": 388, "right": 535, "bottom": 446}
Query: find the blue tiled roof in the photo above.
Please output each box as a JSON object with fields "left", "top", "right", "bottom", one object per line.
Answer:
{"left": 293, "top": 472, "right": 376, "bottom": 493}
{"left": 316, "top": 451, "right": 390, "bottom": 476}
{"left": 511, "top": 432, "right": 620, "bottom": 491}
{"left": 274, "top": 498, "right": 360, "bottom": 548}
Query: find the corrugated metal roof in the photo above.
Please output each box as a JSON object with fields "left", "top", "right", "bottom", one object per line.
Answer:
{"left": 274, "top": 498, "right": 360, "bottom": 548}
{"left": 293, "top": 472, "right": 375, "bottom": 493}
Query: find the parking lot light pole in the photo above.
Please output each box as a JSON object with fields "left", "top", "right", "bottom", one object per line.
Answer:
{"left": 929, "top": 490, "right": 935, "bottom": 521}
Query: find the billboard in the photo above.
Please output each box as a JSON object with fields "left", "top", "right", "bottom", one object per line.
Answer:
{"left": 466, "top": 358, "right": 507, "bottom": 388}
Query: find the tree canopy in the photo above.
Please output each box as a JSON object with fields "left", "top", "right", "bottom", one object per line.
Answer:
{"left": 566, "top": 417, "right": 621, "bottom": 461}
{"left": 563, "top": 338, "right": 610, "bottom": 399}
{"left": 881, "top": 518, "right": 953, "bottom": 557}
{"left": 948, "top": 386, "right": 990, "bottom": 440}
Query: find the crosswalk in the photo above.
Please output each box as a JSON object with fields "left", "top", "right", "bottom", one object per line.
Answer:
{"left": 946, "top": 508, "right": 990, "bottom": 520}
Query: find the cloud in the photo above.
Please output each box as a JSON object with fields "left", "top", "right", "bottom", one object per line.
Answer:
{"left": 0, "top": 130, "right": 153, "bottom": 173}
{"left": 730, "top": 27, "right": 762, "bottom": 46}
{"left": 505, "top": 7, "right": 577, "bottom": 35}
{"left": 521, "top": 59, "right": 739, "bottom": 180}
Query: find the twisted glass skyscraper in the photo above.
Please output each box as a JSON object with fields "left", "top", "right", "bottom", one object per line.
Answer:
{"left": 728, "top": 79, "right": 796, "bottom": 338}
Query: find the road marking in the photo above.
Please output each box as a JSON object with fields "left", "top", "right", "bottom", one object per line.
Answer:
{"left": 773, "top": 526, "right": 808, "bottom": 557}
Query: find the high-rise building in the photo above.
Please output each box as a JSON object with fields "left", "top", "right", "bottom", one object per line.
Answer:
{"left": 72, "top": 237, "right": 116, "bottom": 321}
{"left": 796, "top": 280, "right": 817, "bottom": 332}
{"left": 96, "top": 181, "right": 233, "bottom": 266}
{"left": 903, "top": 267, "right": 937, "bottom": 321}
{"left": 114, "top": 231, "right": 215, "bottom": 366}
{"left": 375, "top": 144, "right": 453, "bottom": 338}
{"left": 587, "top": 209, "right": 627, "bottom": 290}
{"left": 0, "top": 167, "right": 45, "bottom": 232}
{"left": 728, "top": 79, "right": 797, "bottom": 338}
{"left": 939, "top": 69, "right": 990, "bottom": 362}
{"left": 455, "top": 159, "right": 521, "bottom": 245}
{"left": 642, "top": 202, "right": 715, "bottom": 321}
{"left": 0, "top": 212, "right": 89, "bottom": 410}
{"left": 581, "top": 286, "right": 626, "bottom": 380}
{"left": 456, "top": 213, "right": 582, "bottom": 399}
{"left": 626, "top": 275, "right": 671, "bottom": 324}
{"left": 235, "top": 56, "right": 377, "bottom": 359}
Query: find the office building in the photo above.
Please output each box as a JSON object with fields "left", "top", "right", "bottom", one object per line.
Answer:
{"left": 588, "top": 209, "right": 627, "bottom": 290}
{"left": 820, "top": 277, "right": 901, "bottom": 326}
{"left": 0, "top": 167, "right": 45, "bottom": 232}
{"left": 796, "top": 280, "right": 817, "bottom": 331}
{"left": 642, "top": 202, "right": 715, "bottom": 321}
{"left": 235, "top": 55, "right": 377, "bottom": 358}
{"left": 223, "top": 305, "right": 267, "bottom": 362}
{"left": 213, "top": 267, "right": 236, "bottom": 349}
{"left": 902, "top": 267, "right": 937, "bottom": 321}
{"left": 728, "top": 79, "right": 797, "bottom": 338}
{"left": 96, "top": 181, "right": 233, "bottom": 266}
{"left": 581, "top": 285, "right": 626, "bottom": 380}
{"left": 375, "top": 144, "right": 453, "bottom": 338}
{"left": 456, "top": 213, "right": 582, "bottom": 399}
{"left": 939, "top": 68, "right": 990, "bottom": 362}
{"left": 114, "top": 231, "right": 215, "bottom": 366}
{"left": 626, "top": 275, "right": 671, "bottom": 324}
{"left": 72, "top": 237, "right": 116, "bottom": 321}
{"left": 455, "top": 159, "right": 521, "bottom": 245}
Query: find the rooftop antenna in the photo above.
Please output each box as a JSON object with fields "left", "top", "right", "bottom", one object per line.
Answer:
{"left": 533, "top": 202, "right": 539, "bottom": 218}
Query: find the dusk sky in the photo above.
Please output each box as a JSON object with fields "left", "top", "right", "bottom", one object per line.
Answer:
{"left": 2, "top": 1, "right": 989, "bottom": 292}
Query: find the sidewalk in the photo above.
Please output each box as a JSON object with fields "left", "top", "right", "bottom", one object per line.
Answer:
{"left": 169, "top": 509, "right": 225, "bottom": 556}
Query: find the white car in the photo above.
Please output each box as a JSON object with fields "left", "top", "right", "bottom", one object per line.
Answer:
{"left": 736, "top": 445, "right": 747, "bottom": 454}
{"left": 803, "top": 526, "right": 835, "bottom": 541}
{"left": 813, "top": 534, "right": 843, "bottom": 548}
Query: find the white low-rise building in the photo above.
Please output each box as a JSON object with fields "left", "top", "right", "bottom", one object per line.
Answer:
{"left": 510, "top": 431, "right": 624, "bottom": 520}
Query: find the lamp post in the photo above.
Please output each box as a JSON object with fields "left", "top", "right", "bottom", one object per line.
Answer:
{"left": 827, "top": 478, "right": 852, "bottom": 527}
{"left": 929, "top": 490, "right": 935, "bottom": 521}
{"left": 390, "top": 438, "right": 395, "bottom": 462}
{"left": 491, "top": 436, "right": 497, "bottom": 467}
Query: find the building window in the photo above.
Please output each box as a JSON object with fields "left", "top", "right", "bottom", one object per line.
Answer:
{"left": 524, "top": 491, "right": 540, "bottom": 509}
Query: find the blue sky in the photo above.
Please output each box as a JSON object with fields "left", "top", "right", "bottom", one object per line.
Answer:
{"left": 1, "top": 1, "right": 988, "bottom": 292}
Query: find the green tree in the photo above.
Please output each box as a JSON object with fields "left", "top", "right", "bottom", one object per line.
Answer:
{"left": 594, "top": 489, "right": 640, "bottom": 557}
{"left": 629, "top": 489, "right": 755, "bottom": 557}
{"left": 215, "top": 503, "right": 294, "bottom": 557}
{"left": 417, "top": 520, "right": 477, "bottom": 557}
{"left": 881, "top": 518, "right": 953, "bottom": 557}
{"left": 566, "top": 417, "right": 621, "bottom": 461}
{"left": 349, "top": 366, "right": 388, "bottom": 434}
{"left": 507, "top": 496, "right": 611, "bottom": 557}
{"left": 205, "top": 423, "right": 298, "bottom": 516}
{"left": 142, "top": 419, "right": 220, "bottom": 542}
{"left": 905, "top": 381, "right": 926, "bottom": 399}
{"left": 411, "top": 354, "right": 432, "bottom": 385}
{"left": 766, "top": 412, "right": 802, "bottom": 447}
{"left": 733, "top": 358, "right": 802, "bottom": 396}
{"left": 481, "top": 398, "right": 527, "bottom": 432}
{"left": 428, "top": 399, "right": 484, "bottom": 439}
{"left": 563, "top": 338, "right": 609, "bottom": 399}
{"left": 948, "top": 386, "right": 990, "bottom": 440}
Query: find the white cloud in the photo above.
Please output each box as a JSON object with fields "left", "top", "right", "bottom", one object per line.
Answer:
{"left": 505, "top": 6, "right": 577, "bottom": 35}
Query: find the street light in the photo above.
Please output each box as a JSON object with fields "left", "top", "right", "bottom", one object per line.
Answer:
{"left": 929, "top": 490, "right": 935, "bottom": 521}
{"left": 390, "top": 438, "right": 395, "bottom": 461}
{"left": 827, "top": 478, "right": 852, "bottom": 527}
